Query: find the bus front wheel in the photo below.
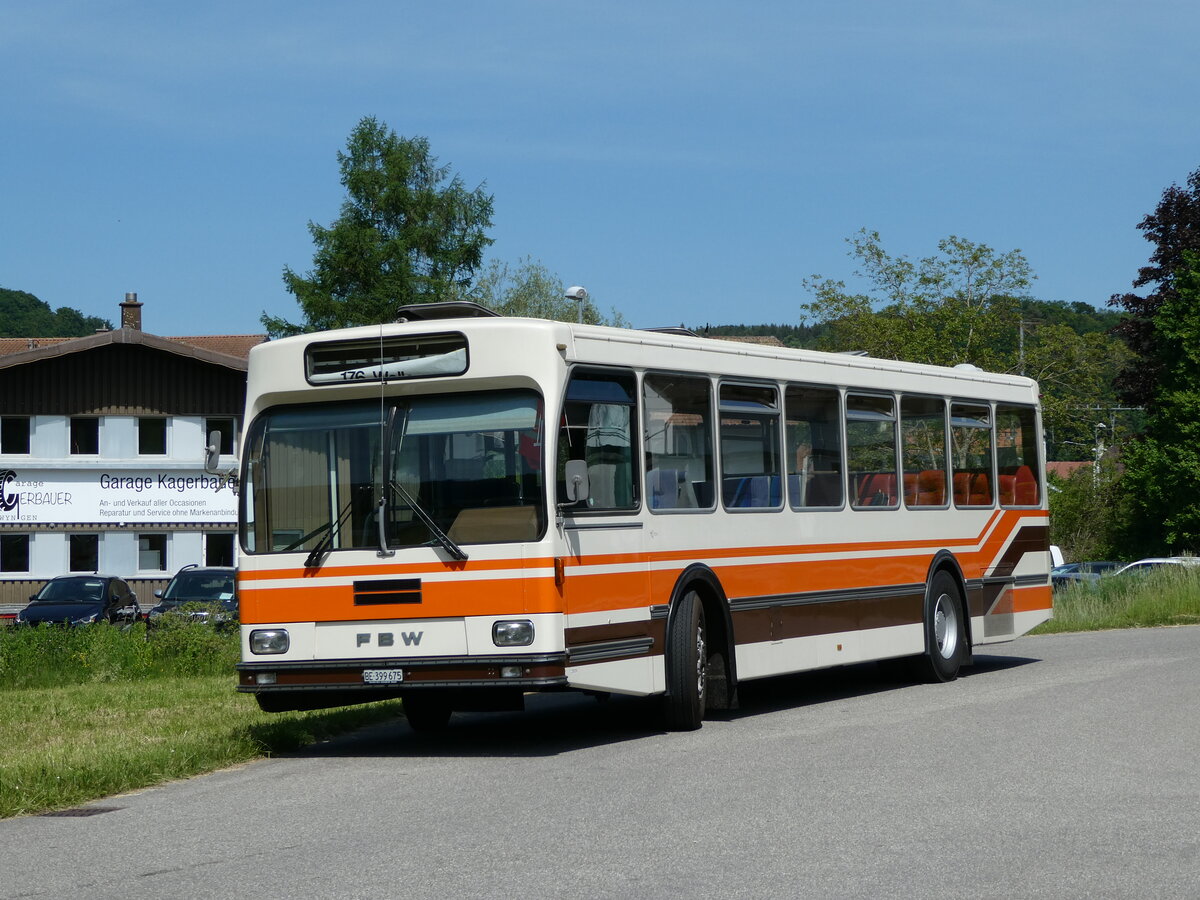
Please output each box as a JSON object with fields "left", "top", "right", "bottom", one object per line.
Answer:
{"left": 915, "top": 571, "right": 966, "bottom": 683}
{"left": 664, "top": 590, "right": 707, "bottom": 731}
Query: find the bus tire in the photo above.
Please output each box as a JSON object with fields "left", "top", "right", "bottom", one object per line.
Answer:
{"left": 916, "top": 570, "right": 966, "bottom": 683}
{"left": 403, "top": 694, "right": 452, "bottom": 733}
{"left": 664, "top": 590, "right": 707, "bottom": 731}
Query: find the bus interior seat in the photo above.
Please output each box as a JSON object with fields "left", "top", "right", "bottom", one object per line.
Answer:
{"left": 647, "top": 468, "right": 698, "bottom": 509}
{"left": 855, "top": 472, "right": 897, "bottom": 506}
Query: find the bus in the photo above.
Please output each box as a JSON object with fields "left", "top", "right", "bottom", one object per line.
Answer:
{"left": 231, "top": 303, "right": 1050, "bottom": 731}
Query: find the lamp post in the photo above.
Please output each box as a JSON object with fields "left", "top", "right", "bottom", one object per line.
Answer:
{"left": 565, "top": 286, "right": 588, "bottom": 324}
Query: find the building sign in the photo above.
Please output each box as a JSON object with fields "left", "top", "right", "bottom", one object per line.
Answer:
{"left": 0, "top": 469, "right": 237, "bottom": 524}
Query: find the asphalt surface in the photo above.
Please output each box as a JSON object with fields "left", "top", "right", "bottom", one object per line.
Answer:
{"left": 2, "top": 627, "right": 1199, "bottom": 899}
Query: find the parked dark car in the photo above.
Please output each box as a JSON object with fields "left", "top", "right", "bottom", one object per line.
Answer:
{"left": 17, "top": 575, "right": 140, "bottom": 626}
{"left": 1051, "top": 561, "right": 1120, "bottom": 591}
{"left": 148, "top": 565, "right": 237, "bottom": 626}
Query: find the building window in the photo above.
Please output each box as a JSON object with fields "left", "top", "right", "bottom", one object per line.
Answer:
{"left": 206, "top": 418, "right": 237, "bottom": 455}
{"left": 138, "top": 534, "right": 167, "bottom": 571}
{"left": 138, "top": 417, "right": 167, "bottom": 455}
{"left": 1, "top": 534, "right": 30, "bottom": 572}
{"left": 70, "top": 417, "right": 100, "bottom": 455}
{"left": 206, "top": 533, "right": 236, "bottom": 566}
{"left": 1, "top": 417, "right": 31, "bottom": 455}
{"left": 69, "top": 534, "right": 99, "bottom": 572}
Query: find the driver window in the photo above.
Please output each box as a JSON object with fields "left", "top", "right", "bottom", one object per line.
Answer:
{"left": 557, "top": 369, "right": 638, "bottom": 511}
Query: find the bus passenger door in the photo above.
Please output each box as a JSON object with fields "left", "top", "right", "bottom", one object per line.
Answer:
{"left": 556, "top": 368, "right": 656, "bottom": 696}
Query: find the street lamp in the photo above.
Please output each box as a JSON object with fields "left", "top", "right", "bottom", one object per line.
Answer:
{"left": 565, "top": 285, "right": 588, "bottom": 324}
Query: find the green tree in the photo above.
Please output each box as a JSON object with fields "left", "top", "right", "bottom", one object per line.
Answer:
{"left": 0, "top": 288, "right": 111, "bottom": 337}
{"left": 800, "top": 229, "right": 1033, "bottom": 369}
{"left": 1048, "top": 459, "right": 1128, "bottom": 562}
{"left": 1110, "top": 167, "right": 1200, "bottom": 406}
{"left": 471, "top": 257, "right": 628, "bottom": 326}
{"left": 264, "top": 117, "right": 494, "bottom": 337}
{"left": 800, "top": 230, "right": 1129, "bottom": 454}
{"left": 1118, "top": 250, "right": 1200, "bottom": 554}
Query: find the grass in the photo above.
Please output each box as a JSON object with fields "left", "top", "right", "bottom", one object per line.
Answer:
{"left": 0, "top": 623, "right": 402, "bottom": 819}
{"left": 1033, "top": 566, "right": 1200, "bottom": 634}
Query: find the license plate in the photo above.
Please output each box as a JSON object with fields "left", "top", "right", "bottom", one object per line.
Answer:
{"left": 362, "top": 669, "right": 404, "bottom": 684}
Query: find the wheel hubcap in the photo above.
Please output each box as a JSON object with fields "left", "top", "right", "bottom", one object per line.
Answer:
{"left": 933, "top": 592, "right": 958, "bottom": 659}
{"left": 695, "top": 625, "right": 706, "bottom": 697}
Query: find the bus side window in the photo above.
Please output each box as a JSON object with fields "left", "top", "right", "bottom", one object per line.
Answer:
{"left": 786, "top": 385, "right": 843, "bottom": 509}
{"left": 643, "top": 374, "right": 715, "bottom": 511}
{"left": 951, "top": 402, "right": 994, "bottom": 507}
{"left": 557, "top": 370, "right": 638, "bottom": 510}
{"left": 847, "top": 393, "right": 899, "bottom": 509}
{"left": 996, "top": 404, "right": 1041, "bottom": 507}
{"left": 901, "top": 396, "right": 948, "bottom": 508}
{"left": 720, "top": 383, "right": 782, "bottom": 510}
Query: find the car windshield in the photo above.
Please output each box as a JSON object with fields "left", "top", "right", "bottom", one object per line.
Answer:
{"left": 36, "top": 577, "right": 105, "bottom": 603}
{"left": 162, "top": 571, "right": 235, "bottom": 602}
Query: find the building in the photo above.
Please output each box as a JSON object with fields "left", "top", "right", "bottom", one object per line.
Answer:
{"left": 0, "top": 294, "right": 264, "bottom": 607}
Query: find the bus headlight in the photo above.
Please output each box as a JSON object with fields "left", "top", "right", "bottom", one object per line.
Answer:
{"left": 250, "top": 629, "right": 290, "bottom": 655}
{"left": 492, "top": 620, "right": 534, "bottom": 647}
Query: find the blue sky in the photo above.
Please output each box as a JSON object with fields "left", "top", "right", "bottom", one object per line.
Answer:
{"left": 3, "top": 1, "right": 1198, "bottom": 337}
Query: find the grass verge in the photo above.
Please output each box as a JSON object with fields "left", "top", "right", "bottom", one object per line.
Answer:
{"left": 0, "top": 622, "right": 404, "bottom": 819}
{"left": 1033, "top": 566, "right": 1200, "bottom": 634}
{"left": 0, "top": 675, "right": 402, "bottom": 819}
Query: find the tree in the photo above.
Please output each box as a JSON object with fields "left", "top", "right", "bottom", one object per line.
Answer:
{"left": 1110, "top": 167, "right": 1200, "bottom": 406}
{"left": 470, "top": 257, "right": 628, "bottom": 326}
{"left": 800, "top": 229, "right": 1033, "bottom": 370}
{"left": 1048, "top": 459, "right": 1127, "bottom": 562}
{"left": 264, "top": 117, "right": 494, "bottom": 337}
{"left": 800, "top": 230, "right": 1128, "bottom": 453}
{"left": 1117, "top": 250, "right": 1200, "bottom": 554}
{"left": 0, "top": 287, "right": 111, "bottom": 336}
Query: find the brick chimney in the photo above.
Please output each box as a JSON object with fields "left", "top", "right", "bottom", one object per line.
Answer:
{"left": 120, "top": 292, "right": 143, "bottom": 330}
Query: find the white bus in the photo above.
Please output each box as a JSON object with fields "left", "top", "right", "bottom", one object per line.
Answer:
{"left": 233, "top": 303, "right": 1050, "bottom": 731}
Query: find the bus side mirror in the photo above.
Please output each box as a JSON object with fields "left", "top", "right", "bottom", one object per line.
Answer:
{"left": 204, "top": 430, "right": 222, "bottom": 474}
{"left": 564, "top": 460, "right": 590, "bottom": 503}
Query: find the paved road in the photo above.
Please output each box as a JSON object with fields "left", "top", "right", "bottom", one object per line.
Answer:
{"left": 3, "top": 627, "right": 1199, "bottom": 899}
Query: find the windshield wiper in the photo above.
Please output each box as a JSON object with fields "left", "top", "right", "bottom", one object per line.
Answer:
{"left": 386, "top": 479, "right": 468, "bottom": 561}
{"left": 280, "top": 495, "right": 359, "bottom": 568}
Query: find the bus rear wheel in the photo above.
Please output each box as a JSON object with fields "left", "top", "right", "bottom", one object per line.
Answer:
{"left": 664, "top": 590, "right": 707, "bottom": 731}
{"left": 915, "top": 571, "right": 966, "bottom": 683}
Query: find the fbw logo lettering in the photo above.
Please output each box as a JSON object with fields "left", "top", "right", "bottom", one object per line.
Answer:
{"left": 0, "top": 470, "right": 19, "bottom": 519}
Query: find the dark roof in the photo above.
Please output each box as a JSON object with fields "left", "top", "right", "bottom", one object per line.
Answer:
{"left": 0, "top": 329, "right": 265, "bottom": 372}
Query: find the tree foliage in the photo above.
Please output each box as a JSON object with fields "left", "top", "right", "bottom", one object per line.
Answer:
{"left": 470, "top": 257, "right": 627, "bottom": 326}
{"left": 264, "top": 117, "right": 494, "bottom": 337}
{"left": 1048, "top": 460, "right": 1128, "bottom": 563}
{"left": 1118, "top": 250, "right": 1200, "bottom": 554}
{"left": 1110, "top": 167, "right": 1200, "bottom": 406}
{"left": 801, "top": 230, "right": 1033, "bottom": 370}
{"left": 800, "top": 230, "right": 1129, "bottom": 455}
{"left": 0, "top": 288, "right": 111, "bottom": 337}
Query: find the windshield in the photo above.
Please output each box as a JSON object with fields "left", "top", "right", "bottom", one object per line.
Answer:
{"left": 36, "top": 577, "right": 105, "bottom": 603}
{"left": 163, "top": 571, "right": 236, "bottom": 602}
{"left": 241, "top": 389, "right": 545, "bottom": 556}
